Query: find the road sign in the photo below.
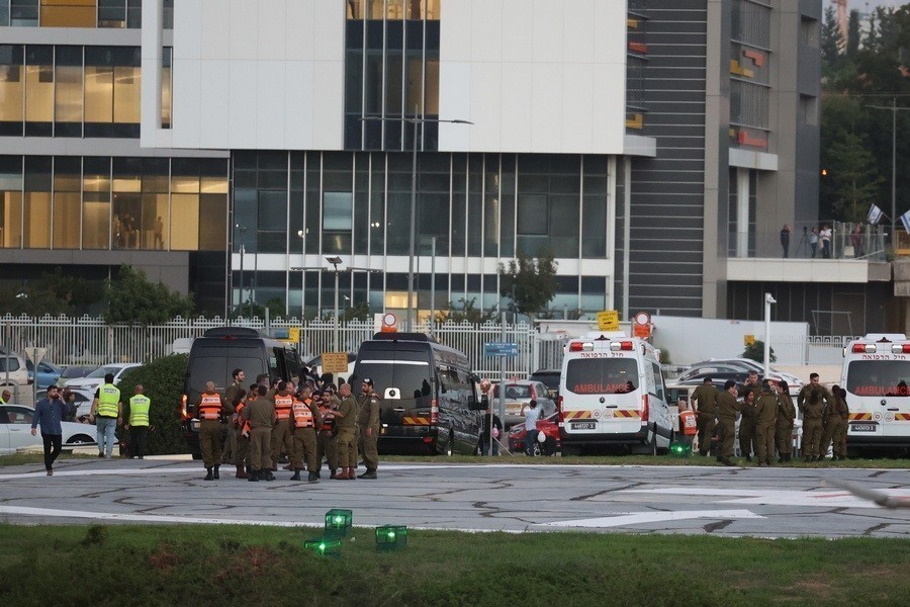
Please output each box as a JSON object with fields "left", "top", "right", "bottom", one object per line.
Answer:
{"left": 484, "top": 342, "right": 518, "bottom": 357}
{"left": 744, "top": 334, "right": 756, "bottom": 346}
{"left": 321, "top": 352, "right": 350, "bottom": 374}
{"left": 633, "top": 311, "right": 651, "bottom": 338}
{"left": 24, "top": 347, "right": 46, "bottom": 366}
{"left": 597, "top": 310, "right": 619, "bottom": 331}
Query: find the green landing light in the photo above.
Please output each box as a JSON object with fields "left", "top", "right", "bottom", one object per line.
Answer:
{"left": 375, "top": 525, "right": 408, "bottom": 551}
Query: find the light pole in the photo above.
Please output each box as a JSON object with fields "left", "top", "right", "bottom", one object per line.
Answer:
{"left": 326, "top": 256, "right": 343, "bottom": 352}
{"left": 868, "top": 98, "right": 910, "bottom": 247}
{"left": 763, "top": 292, "right": 776, "bottom": 378}
{"left": 361, "top": 112, "right": 472, "bottom": 331}
{"left": 235, "top": 224, "right": 246, "bottom": 317}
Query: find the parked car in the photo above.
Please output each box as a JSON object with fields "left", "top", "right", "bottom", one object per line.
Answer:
{"left": 492, "top": 380, "right": 556, "bottom": 429}
{"left": 508, "top": 412, "right": 560, "bottom": 455}
{"left": 528, "top": 369, "right": 561, "bottom": 399}
{"left": 57, "top": 365, "right": 94, "bottom": 385}
{"left": 64, "top": 363, "right": 142, "bottom": 394}
{"left": 0, "top": 350, "right": 31, "bottom": 388}
{"left": 37, "top": 387, "right": 96, "bottom": 421}
{"left": 0, "top": 404, "right": 96, "bottom": 454}
{"left": 26, "top": 360, "right": 63, "bottom": 390}
{"left": 677, "top": 359, "right": 803, "bottom": 390}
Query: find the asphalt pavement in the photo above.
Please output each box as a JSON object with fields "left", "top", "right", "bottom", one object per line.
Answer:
{"left": 1, "top": 457, "right": 909, "bottom": 538}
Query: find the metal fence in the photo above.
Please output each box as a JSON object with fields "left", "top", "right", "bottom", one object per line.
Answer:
{"left": 0, "top": 315, "right": 569, "bottom": 379}
{"left": 0, "top": 313, "right": 854, "bottom": 377}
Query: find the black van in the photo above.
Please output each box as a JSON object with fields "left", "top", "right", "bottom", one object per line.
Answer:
{"left": 349, "top": 332, "right": 485, "bottom": 455}
{"left": 181, "top": 326, "right": 302, "bottom": 456}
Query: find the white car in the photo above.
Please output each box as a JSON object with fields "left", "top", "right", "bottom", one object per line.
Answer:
{"left": 0, "top": 350, "right": 31, "bottom": 388}
{"left": 0, "top": 404, "right": 96, "bottom": 454}
{"left": 64, "top": 363, "right": 142, "bottom": 394}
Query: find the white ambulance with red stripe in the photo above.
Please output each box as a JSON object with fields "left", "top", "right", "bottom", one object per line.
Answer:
{"left": 557, "top": 332, "right": 673, "bottom": 455}
{"left": 841, "top": 333, "right": 910, "bottom": 453}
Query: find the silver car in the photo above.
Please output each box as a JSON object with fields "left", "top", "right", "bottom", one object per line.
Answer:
{"left": 491, "top": 380, "right": 557, "bottom": 429}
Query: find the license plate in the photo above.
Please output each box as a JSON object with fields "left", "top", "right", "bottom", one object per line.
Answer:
{"left": 190, "top": 419, "right": 201, "bottom": 432}
{"left": 851, "top": 424, "right": 876, "bottom": 432}
{"left": 571, "top": 422, "right": 596, "bottom": 430}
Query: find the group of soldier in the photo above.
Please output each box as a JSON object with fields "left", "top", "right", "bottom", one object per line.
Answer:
{"left": 689, "top": 370, "right": 850, "bottom": 466}
{"left": 193, "top": 369, "right": 382, "bottom": 482}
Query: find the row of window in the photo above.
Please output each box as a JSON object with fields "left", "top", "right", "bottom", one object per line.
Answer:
{"left": 346, "top": 0, "right": 440, "bottom": 21}
{"left": 235, "top": 269, "right": 607, "bottom": 319}
{"left": 232, "top": 150, "right": 610, "bottom": 261}
{"left": 0, "top": 0, "right": 173, "bottom": 29}
{"left": 0, "top": 44, "right": 171, "bottom": 136}
{"left": 0, "top": 155, "right": 227, "bottom": 252}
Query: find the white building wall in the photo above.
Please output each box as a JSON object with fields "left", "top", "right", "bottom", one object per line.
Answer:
{"left": 439, "top": 0, "right": 627, "bottom": 154}
{"left": 170, "top": 0, "right": 345, "bottom": 151}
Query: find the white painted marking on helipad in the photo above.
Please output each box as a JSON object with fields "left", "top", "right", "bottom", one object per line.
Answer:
{"left": 539, "top": 509, "right": 764, "bottom": 529}
{"left": 621, "top": 487, "right": 910, "bottom": 509}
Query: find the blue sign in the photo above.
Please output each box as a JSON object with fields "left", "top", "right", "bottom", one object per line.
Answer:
{"left": 484, "top": 342, "right": 519, "bottom": 357}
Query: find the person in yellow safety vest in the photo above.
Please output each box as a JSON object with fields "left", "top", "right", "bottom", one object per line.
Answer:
{"left": 124, "top": 384, "right": 151, "bottom": 459}
{"left": 290, "top": 385, "right": 321, "bottom": 482}
{"left": 195, "top": 380, "right": 230, "bottom": 481}
{"left": 89, "top": 373, "right": 122, "bottom": 460}
{"left": 0, "top": 389, "right": 10, "bottom": 404}
{"left": 270, "top": 381, "right": 294, "bottom": 471}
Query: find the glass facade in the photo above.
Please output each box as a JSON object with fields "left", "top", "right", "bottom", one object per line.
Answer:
{"left": 232, "top": 150, "right": 611, "bottom": 318}
{"left": 344, "top": 4, "right": 441, "bottom": 151}
{"left": 0, "top": 44, "right": 141, "bottom": 138}
{"left": 730, "top": 0, "right": 771, "bottom": 147}
{"left": 0, "top": 0, "right": 173, "bottom": 29}
{"left": 0, "top": 155, "right": 228, "bottom": 251}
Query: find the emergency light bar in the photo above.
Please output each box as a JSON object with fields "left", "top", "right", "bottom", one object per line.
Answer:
{"left": 852, "top": 344, "right": 876, "bottom": 353}
{"left": 610, "top": 341, "right": 634, "bottom": 351}
{"left": 893, "top": 344, "right": 910, "bottom": 354}
{"left": 569, "top": 342, "right": 593, "bottom": 352}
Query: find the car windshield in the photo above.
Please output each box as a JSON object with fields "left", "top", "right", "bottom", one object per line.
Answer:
{"left": 494, "top": 384, "right": 531, "bottom": 399}
{"left": 86, "top": 366, "right": 120, "bottom": 379}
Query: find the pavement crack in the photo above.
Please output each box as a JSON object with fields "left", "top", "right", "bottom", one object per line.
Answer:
{"left": 571, "top": 482, "right": 645, "bottom": 501}
{"left": 864, "top": 523, "right": 889, "bottom": 535}
{"left": 704, "top": 520, "right": 734, "bottom": 532}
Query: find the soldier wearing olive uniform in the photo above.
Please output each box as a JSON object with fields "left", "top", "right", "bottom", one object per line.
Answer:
{"left": 738, "top": 372, "right": 761, "bottom": 460}
{"left": 715, "top": 380, "right": 742, "bottom": 466}
{"left": 289, "top": 386, "right": 321, "bottom": 482}
{"left": 820, "top": 385, "right": 850, "bottom": 461}
{"left": 800, "top": 388, "right": 825, "bottom": 461}
{"left": 775, "top": 381, "right": 797, "bottom": 463}
{"left": 333, "top": 383, "right": 358, "bottom": 480}
{"left": 690, "top": 377, "right": 718, "bottom": 456}
{"left": 357, "top": 378, "right": 382, "bottom": 479}
{"left": 195, "top": 381, "right": 230, "bottom": 480}
{"left": 753, "top": 380, "right": 778, "bottom": 466}
{"left": 315, "top": 391, "right": 339, "bottom": 479}
{"left": 243, "top": 385, "right": 276, "bottom": 481}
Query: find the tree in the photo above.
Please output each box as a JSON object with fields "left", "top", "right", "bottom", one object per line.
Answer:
{"left": 435, "top": 297, "right": 497, "bottom": 324}
{"left": 115, "top": 354, "right": 188, "bottom": 455}
{"left": 498, "top": 250, "right": 559, "bottom": 320}
{"left": 341, "top": 300, "right": 371, "bottom": 322}
{"left": 741, "top": 340, "right": 776, "bottom": 364}
{"left": 103, "top": 265, "right": 194, "bottom": 325}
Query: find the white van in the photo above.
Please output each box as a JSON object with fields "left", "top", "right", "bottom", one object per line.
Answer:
{"left": 558, "top": 332, "right": 673, "bottom": 455}
{"left": 840, "top": 333, "right": 910, "bottom": 454}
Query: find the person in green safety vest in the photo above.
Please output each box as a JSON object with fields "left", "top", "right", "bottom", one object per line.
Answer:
{"left": 124, "top": 384, "right": 151, "bottom": 459}
{"left": 89, "top": 373, "right": 122, "bottom": 459}
{"left": 0, "top": 389, "right": 10, "bottom": 404}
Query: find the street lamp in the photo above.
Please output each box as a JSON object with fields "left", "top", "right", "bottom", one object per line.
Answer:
{"left": 361, "top": 111, "right": 472, "bottom": 331}
{"left": 763, "top": 293, "right": 776, "bottom": 378}
{"left": 235, "top": 224, "right": 246, "bottom": 317}
{"left": 326, "top": 256, "right": 343, "bottom": 352}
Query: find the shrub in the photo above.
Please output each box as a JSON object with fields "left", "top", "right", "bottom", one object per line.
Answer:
{"left": 116, "top": 354, "right": 188, "bottom": 455}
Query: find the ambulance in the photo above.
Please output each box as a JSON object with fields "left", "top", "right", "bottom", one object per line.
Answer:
{"left": 841, "top": 333, "right": 910, "bottom": 454}
{"left": 557, "top": 332, "right": 673, "bottom": 455}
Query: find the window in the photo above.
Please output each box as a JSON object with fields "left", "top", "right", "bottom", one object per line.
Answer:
{"left": 517, "top": 195, "right": 547, "bottom": 235}
{"left": 161, "top": 46, "right": 172, "bottom": 128}
{"left": 0, "top": 45, "right": 24, "bottom": 135}
{"left": 41, "top": 0, "right": 95, "bottom": 27}
{"left": 0, "top": 155, "right": 23, "bottom": 248}
{"left": 730, "top": 80, "right": 769, "bottom": 130}
{"left": 323, "top": 192, "right": 353, "bottom": 231}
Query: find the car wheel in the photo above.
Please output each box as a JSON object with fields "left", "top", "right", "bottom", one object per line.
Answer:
{"left": 66, "top": 434, "right": 94, "bottom": 445}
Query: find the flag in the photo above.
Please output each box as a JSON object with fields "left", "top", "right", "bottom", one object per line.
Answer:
{"left": 867, "top": 203, "right": 884, "bottom": 225}
{"left": 902, "top": 210, "right": 910, "bottom": 235}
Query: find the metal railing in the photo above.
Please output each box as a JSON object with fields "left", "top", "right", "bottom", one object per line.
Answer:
{"left": 0, "top": 315, "right": 569, "bottom": 379}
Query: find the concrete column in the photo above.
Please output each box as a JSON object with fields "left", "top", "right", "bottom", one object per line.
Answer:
{"left": 736, "top": 168, "right": 750, "bottom": 258}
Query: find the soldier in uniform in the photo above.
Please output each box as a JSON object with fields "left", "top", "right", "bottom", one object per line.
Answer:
{"left": 753, "top": 379, "right": 778, "bottom": 466}
{"left": 715, "top": 380, "right": 742, "bottom": 466}
{"left": 230, "top": 388, "right": 250, "bottom": 478}
{"left": 243, "top": 384, "right": 276, "bottom": 481}
{"left": 195, "top": 381, "right": 230, "bottom": 481}
{"left": 800, "top": 388, "right": 825, "bottom": 462}
{"left": 797, "top": 372, "right": 832, "bottom": 411}
{"left": 690, "top": 377, "right": 718, "bottom": 456}
{"left": 357, "top": 378, "right": 382, "bottom": 479}
{"left": 738, "top": 387, "right": 757, "bottom": 461}
{"left": 222, "top": 368, "right": 245, "bottom": 467}
{"left": 315, "top": 391, "right": 339, "bottom": 479}
{"left": 333, "top": 383, "right": 358, "bottom": 480}
{"left": 820, "top": 385, "right": 850, "bottom": 460}
{"left": 289, "top": 385, "right": 321, "bottom": 482}
{"left": 775, "top": 380, "right": 796, "bottom": 463}
{"left": 270, "top": 381, "right": 294, "bottom": 471}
